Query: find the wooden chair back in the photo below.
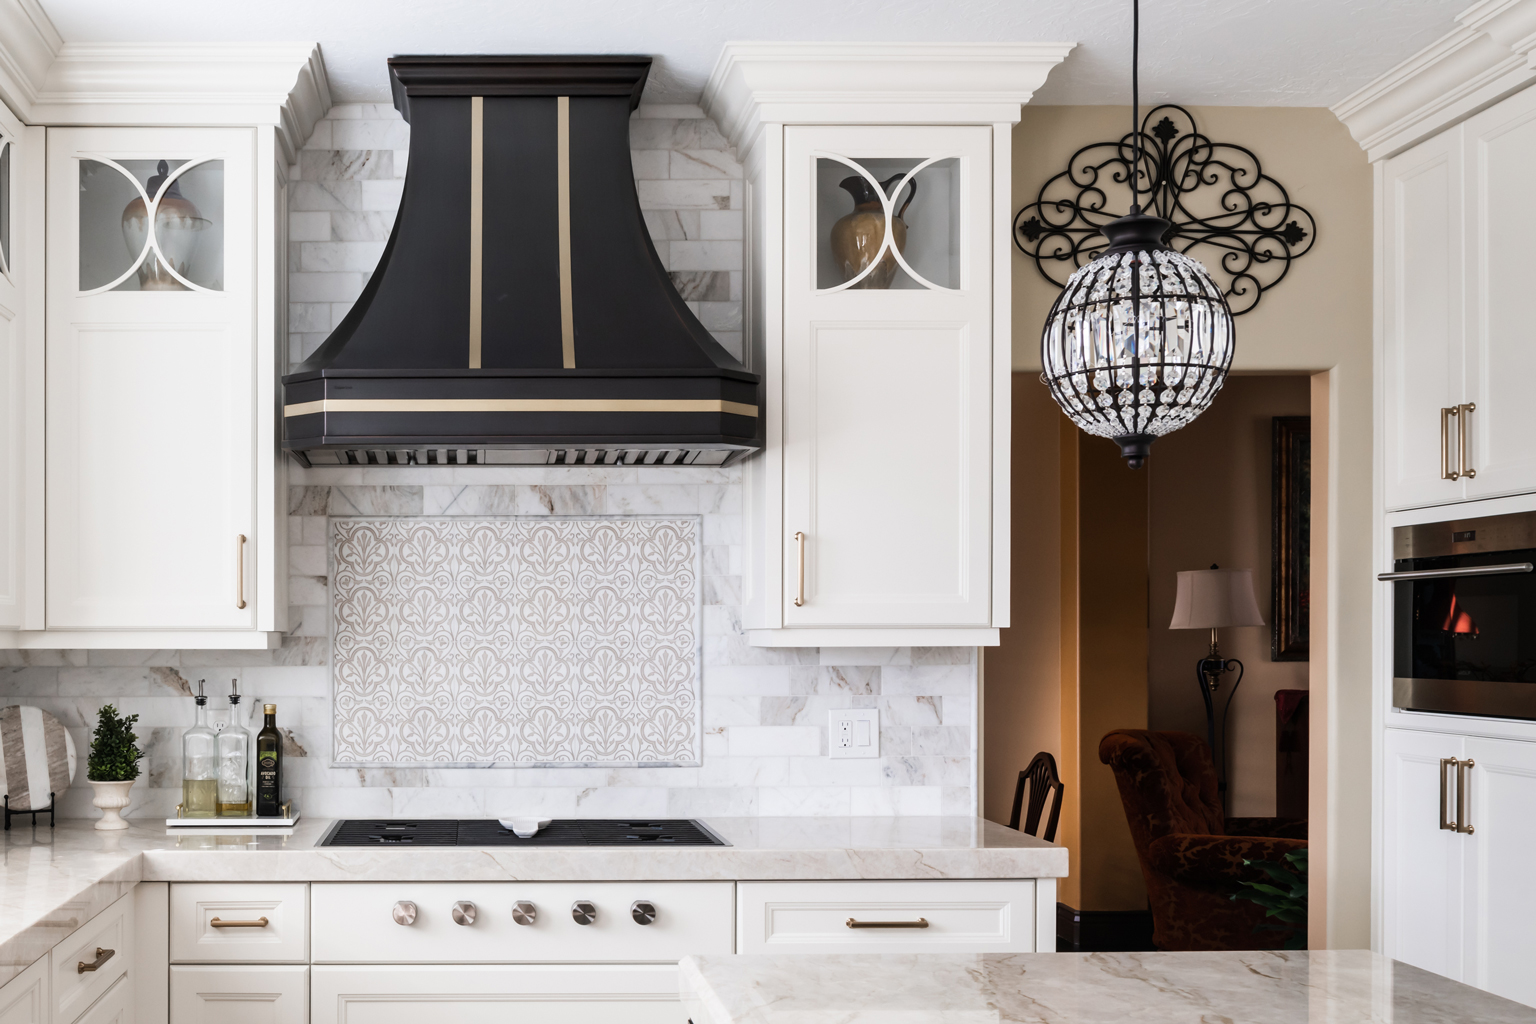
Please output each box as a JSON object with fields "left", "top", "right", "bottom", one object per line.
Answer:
{"left": 1009, "top": 750, "right": 1064, "bottom": 842}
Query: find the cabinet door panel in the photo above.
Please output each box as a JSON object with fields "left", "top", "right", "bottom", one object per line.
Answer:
{"left": 1382, "top": 129, "right": 1464, "bottom": 511}
{"left": 0, "top": 957, "right": 48, "bottom": 1024}
{"left": 72, "top": 977, "right": 130, "bottom": 1024}
{"left": 171, "top": 966, "right": 307, "bottom": 1024}
{"left": 1463, "top": 736, "right": 1536, "bottom": 1008}
{"left": 46, "top": 126, "right": 254, "bottom": 630}
{"left": 311, "top": 966, "right": 679, "bottom": 1024}
{"left": 1464, "top": 89, "right": 1536, "bottom": 500}
{"left": 1381, "top": 728, "right": 1465, "bottom": 980}
{"left": 0, "top": 113, "right": 41, "bottom": 631}
{"left": 782, "top": 125, "right": 992, "bottom": 627}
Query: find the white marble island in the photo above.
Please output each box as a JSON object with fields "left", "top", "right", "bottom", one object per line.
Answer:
{"left": 680, "top": 951, "right": 1536, "bottom": 1023}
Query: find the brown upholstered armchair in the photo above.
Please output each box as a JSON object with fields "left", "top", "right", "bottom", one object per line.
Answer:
{"left": 1099, "top": 729, "right": 1307, "bottom": 951}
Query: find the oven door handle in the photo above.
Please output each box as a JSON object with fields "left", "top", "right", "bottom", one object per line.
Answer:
{"left": 1377, "top": 562, "right": 1534, "bottom": 581}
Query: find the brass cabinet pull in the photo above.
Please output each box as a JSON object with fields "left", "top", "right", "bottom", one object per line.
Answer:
{"left": 236, "top": 534, "right": 248, "bottom": 609}
{"left": 76, "top": 948, "right": 114, "bottom": 974}
{"left": 210, "top": 916, "right": 269, "bottom": 928}
{"left": 1459, "top": 403, "right": 1476, "bottom": 479}
{"left": 793, "top": 531, "right": 806, "bottom": 607}
{"left": 1439, "top": 757, "right": 1457, "bottom": 831}
{"left": 846, "top": 917, "right": 929, "bottom": 929}
{"left": 1441, "top": 407, "right": 1460, "bottom": 481}
{"left": 1456, "top": 759, "right": 1475, "bottom": 835}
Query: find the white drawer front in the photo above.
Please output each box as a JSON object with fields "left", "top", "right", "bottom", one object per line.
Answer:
{"left": 737, "top": 880, "right": 1036, "bottom": 954}
{"left": 311, "top": 882, "right": 733, "bottom": 963}
{"left": 311, "top": 965, "right": 678, "bottom": 1024}
{"left": 170, "top": 966, "right": 307, "bottom": 1024}
{"left": 171, "top": 884, "right": 309, "bottom": 963}
{"left": 73, "top": 976, "right": 130, "bottom": 1024}
{"left": 0, "top": 955, "right": 48, "bottom": 1024}
{"left": 52, "top": 893, "right": 132, "bottom": 1024}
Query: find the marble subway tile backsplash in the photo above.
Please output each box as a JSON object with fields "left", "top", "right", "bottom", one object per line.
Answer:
{"left": 0, "top": 103, "right": 978, "bottom": 821}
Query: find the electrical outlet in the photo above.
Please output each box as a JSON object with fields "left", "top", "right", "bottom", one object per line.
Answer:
{"left": 828, "top": 708, "right": 879, "bottom": 759}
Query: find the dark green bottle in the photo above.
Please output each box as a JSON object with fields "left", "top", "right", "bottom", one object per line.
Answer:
{"left": 255, "top": 703, "right": 282, "bottom": 816}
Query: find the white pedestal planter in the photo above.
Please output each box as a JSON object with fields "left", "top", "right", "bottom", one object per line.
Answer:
{"left": 88, "top": 779, "right": 135, "bottom": 830}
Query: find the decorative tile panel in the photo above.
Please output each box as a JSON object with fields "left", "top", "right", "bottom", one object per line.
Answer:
{"left": 330, "top": 516, "right": 701, "bottom": 766}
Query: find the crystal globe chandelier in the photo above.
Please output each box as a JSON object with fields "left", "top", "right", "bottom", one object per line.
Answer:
{"left": 1039, "top": 0, "right": 1235, "bottom": 469}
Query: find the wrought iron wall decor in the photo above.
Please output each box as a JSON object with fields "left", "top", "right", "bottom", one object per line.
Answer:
{"left": 1014, "top": 105, "right": 1316, "bottom": 315}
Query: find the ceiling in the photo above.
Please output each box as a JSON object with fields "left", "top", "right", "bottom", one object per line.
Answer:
{"left": 39, "top": 0, "right": 1466, "bottom": 109}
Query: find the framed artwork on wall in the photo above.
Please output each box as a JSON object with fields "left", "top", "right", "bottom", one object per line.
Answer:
{"left": 1271, "top": 416, "right": 1310, "bottom": 661}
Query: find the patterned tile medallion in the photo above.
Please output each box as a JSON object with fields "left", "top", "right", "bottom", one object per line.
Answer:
{"left": 331, "top": 517, "right": 701, "bottom": 766}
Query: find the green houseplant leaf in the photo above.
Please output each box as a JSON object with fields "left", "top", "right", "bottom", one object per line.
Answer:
{"left": 1231, "top": 848, "right": 1307, "bottom": 950}
{"left": 87, "top": 704, "right": 143, "bottom": 782}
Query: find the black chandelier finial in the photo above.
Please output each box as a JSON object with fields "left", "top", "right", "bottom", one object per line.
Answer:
{"left": 1013, "top": 104, "right": 1316, "bottom": 315}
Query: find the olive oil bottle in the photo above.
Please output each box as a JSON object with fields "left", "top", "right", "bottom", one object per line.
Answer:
{"left": 181, "top": 681, "right": 217, "bottom": 818}
{"left": 255, "top": 703, "right": 282, "bottom": 816}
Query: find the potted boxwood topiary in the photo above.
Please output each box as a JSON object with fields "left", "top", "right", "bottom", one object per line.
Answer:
{"left": 87, "top": 705, "right": 143, "bottom": 830}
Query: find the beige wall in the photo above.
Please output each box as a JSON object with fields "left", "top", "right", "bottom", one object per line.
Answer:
{"left": 1004, "top": 105, "right": 1373, "bottom": 945}
{"left": 1147, "top": 375, "right": 1312, "bottom": 817}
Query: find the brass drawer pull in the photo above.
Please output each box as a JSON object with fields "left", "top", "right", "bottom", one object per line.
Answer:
{"left": 236, "top": 534, "right": 248, "bottom": 609}
{"left": 794, "top": 531, "right": 806, "bottom": 607}
{"left": 1456, "top": 759, "right": 1476, "bottom": 835}
{"left": 1459, "top": 402, "right": 1476, "bottom": 479}
{"left": 1441, "top": 406, "right": 1458, "bottom": 481}
{"left": 846, "top": 917, "right": 929, "bottom": 929}
{"left": 1439, "top": 757, "right": 1457, "bottom": 832}
{"left": 77, "top": 948, "right": 114, "bottom": 974}
{"left": 210, "top": 916, "right": 269, "bottom": 928}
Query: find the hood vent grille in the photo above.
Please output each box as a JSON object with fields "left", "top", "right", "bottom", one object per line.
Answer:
{"left": 302, "top": 447, "right": 730, "bottom": 467}
{"left": 282, "top": 56, "right": 760, "bottom": 465}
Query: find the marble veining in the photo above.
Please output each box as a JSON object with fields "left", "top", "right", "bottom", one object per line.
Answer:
{"left": 680, "top": 951, "right": 1536, "bottom": 1024}
{"left": 330, "top": 516, "right": 701, "bottom": 766}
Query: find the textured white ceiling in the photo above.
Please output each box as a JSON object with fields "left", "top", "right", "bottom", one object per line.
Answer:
{"left": 38, "top": 0, "right": 1465, "bottom": 109}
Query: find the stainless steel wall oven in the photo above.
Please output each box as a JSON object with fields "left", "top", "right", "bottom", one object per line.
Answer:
{"left": 1383, "top": 510, "right": 1536, "bottom": 720}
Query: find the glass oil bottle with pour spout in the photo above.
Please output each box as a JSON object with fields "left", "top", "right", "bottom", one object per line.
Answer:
{"left": 217, "top": 679, "right": 252, "bottom": 817}
{"left": 181, "top": 680, "right": 218, "bottom": 817}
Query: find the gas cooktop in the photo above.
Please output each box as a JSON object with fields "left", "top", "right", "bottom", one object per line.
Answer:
{"left": 318, "top": 818, "right": 728, "bottom": 847}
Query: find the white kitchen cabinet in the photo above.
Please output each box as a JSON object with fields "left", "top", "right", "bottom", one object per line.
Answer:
{"left": 0, "top": 101, "right": 44, "bottom": 632}
{"left": 171, "top": 966, "right": 307, "bottom": 1024}
{"left": 1381, "top": 84, "right": 1536, "bottom": 511}
{"left": 0, "top": 957, "right": 48, "bottom": 1024}
{"left": 703, "top": 45, "right": 1072, "bottom": 646}
{"left": 69, "top": 979, "right": 129, "bottom": 1024}
{"left": 51, "top": 891, "right": 132, "bottom": 1024}
{"left": 737, "top": 879, "right": 1039, "bottom": 954}
{"left": 1382, "top": 726, "right": 1536, "bottom": 1007}
{"left": 171, "top": 883, "right": 308, "bottom": 964}
{"left": 310, "top": 965, "right": 678, "bottom": 1024}
{"left": 0, "top": 43, "right": 321, "bottom": 650}
{"left": 46, "top": 126, "right": 262, "bottom": 635}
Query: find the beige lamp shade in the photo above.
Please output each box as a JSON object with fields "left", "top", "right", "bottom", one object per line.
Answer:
{"left": 1169, "top": 568, "right": 1265, "bottom": 629}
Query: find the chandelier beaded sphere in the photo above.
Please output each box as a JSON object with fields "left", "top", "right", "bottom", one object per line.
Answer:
{"left": 1038, "top": 0, "right": 1235, "bottom": 469}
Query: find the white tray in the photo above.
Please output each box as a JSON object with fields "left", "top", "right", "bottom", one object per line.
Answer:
{"left": 167, "top": 812, "right": 300, "bottom": 827}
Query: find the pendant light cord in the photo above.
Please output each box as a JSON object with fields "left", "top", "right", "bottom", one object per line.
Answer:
{"left": 1130, "top": 0, "right": 1141, "bottom": 214}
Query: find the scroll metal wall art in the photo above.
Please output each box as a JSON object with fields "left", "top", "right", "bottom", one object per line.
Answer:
{"left": 1014, "top": 105, "right": 1316, "bottom": 315}
{"left": 330, "top": 516, "right": 701, "bottom": 768}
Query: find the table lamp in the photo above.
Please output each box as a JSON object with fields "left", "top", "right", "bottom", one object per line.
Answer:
{"left": 1169, "top": 565, "right": 1265, "bottom": 806}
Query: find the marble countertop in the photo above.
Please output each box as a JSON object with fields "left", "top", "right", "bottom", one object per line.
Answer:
{"left": 679, "top": 951, "right": 1536, "bottom": 1023}
{"left": 0, "top": 815, "right": 1063, "bottom": 986}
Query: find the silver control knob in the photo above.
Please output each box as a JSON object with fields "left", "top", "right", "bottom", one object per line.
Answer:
{"left": 391, "top": 901, "right": 417, "bottom": 926}
{"left": 571, "top": 900, "right": 597, "bottom": 925}
{"left": 512, "top": 901, "right": 537, "bottom": 926}
{"left": 451, "top": 901, "right": 477, "bottom": 926}
{"left": 630, "top": 900, "right": 656, "bottom": 926}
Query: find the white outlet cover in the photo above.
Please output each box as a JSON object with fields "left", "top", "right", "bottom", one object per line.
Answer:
{"left": 828, "top": 708, "right": 880, "bottom": 759}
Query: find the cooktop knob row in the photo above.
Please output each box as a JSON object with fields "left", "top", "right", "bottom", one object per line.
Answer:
{"left": 395, "top": 899, "right": 658, "bottom": 926}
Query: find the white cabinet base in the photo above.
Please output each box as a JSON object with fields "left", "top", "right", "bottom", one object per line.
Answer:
{"left": 171, "top": 966, "right": 306, "bottom": 1024}
{"left": 310, "top": 965, "right": 679, "bottom": 1024}
{"left": 0, "top": 958, "right": 48, "bottom": 1024}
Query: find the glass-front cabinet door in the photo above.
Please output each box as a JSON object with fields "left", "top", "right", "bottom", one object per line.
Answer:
{"left": 781, "top": 124, "right": 994, "bottom": 627}
{"left": 46, "top": 127, "right": 255, "bottom": 630}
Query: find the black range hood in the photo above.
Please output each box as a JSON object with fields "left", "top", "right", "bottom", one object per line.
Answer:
{"left": 282, "top": 56, "right": 760, "bottom": 467}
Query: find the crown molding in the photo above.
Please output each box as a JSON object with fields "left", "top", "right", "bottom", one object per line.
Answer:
{"left": 0, "top": 0, "right": 331, "bottom": 164}
{"left": 1333, "top": 0, "right": 1536, "bottom": 161}
{"left": 701, "top": 42, "right": 1075, "bottom": 156}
